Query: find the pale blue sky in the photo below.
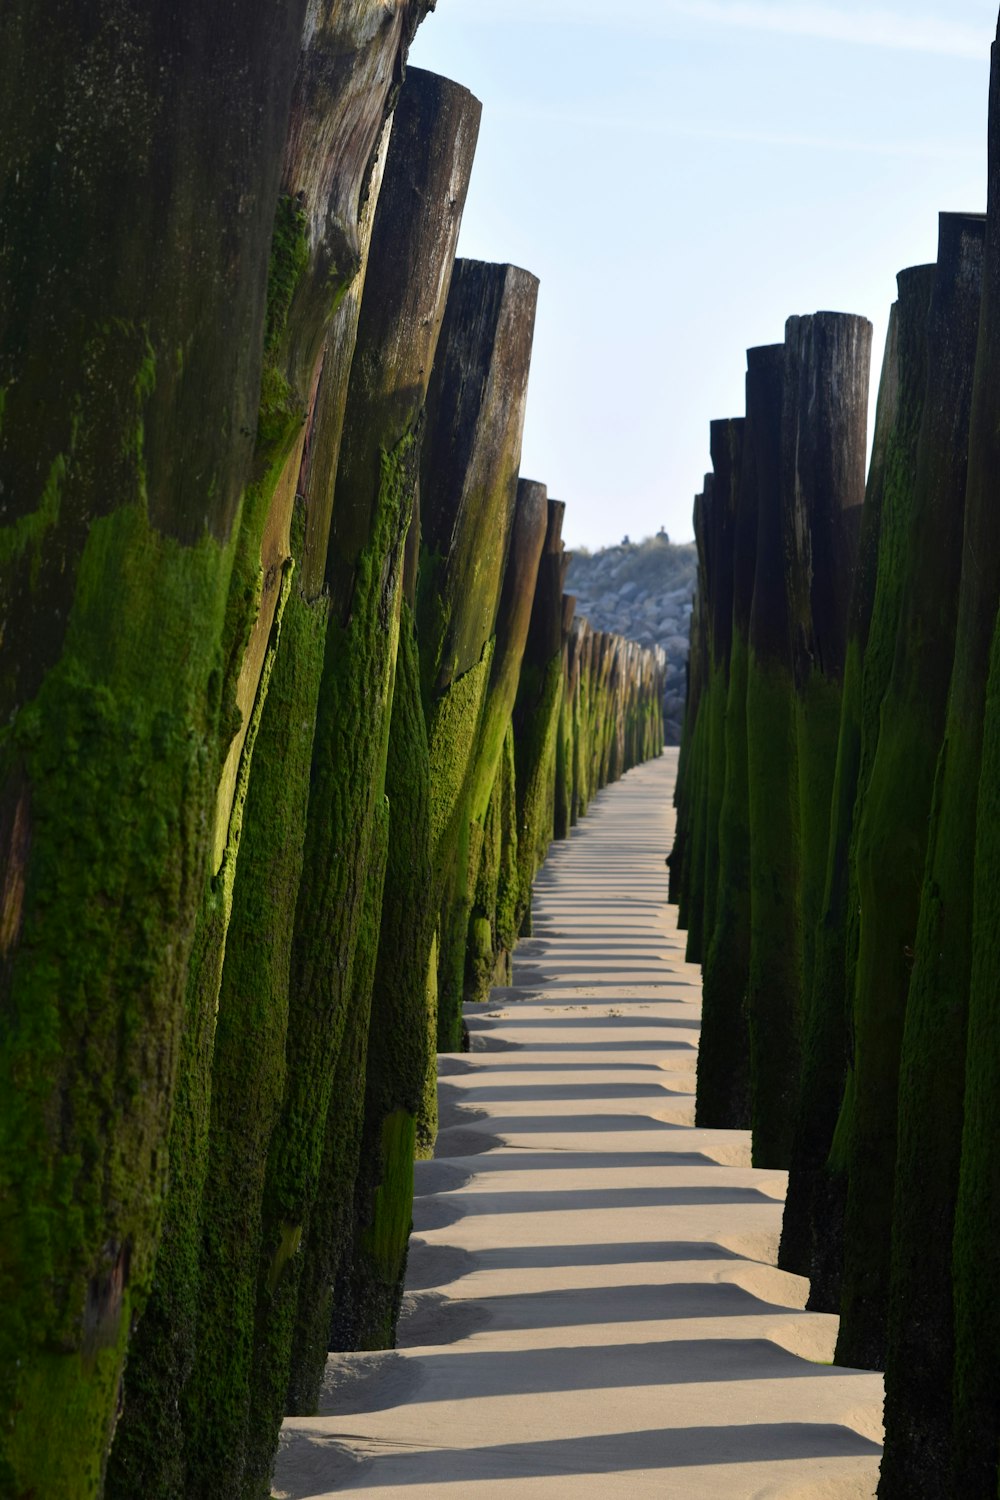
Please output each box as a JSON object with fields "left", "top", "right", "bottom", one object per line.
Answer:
{"left": 409, "top": 0, "right": 997, "bottom": 549}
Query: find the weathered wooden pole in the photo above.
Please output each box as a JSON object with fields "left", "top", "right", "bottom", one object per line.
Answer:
{"left": 778, "top": 264, "right": 934, "bottom": 1300}
{"left": 512, "top": 499, "right": 570, "bottom": 937}
{"left": 698, "top": 421, "right": 744, "bottom": 961}
{"left": 106, "top": 53, "right": 419, "bottom": 1493}
{"left": 782, "top": 312, "right": 871, "bottom": 1008}
{"left": 697, "top": 393, "right": 758, "bottom": 1129}
{"left": 835, "top": 212, "right": 984, "bottom": 1378}
{"left": 463, "top": 479, "right": 549, "bottom": 1004}
{"left": 953, "top": 59, "right": 1000, "bottom": 1486}
{"left": 670, "top": 488, "right": 708, "bottom": 913}
{"left": 207, "top": 67, "right": 477, "bottom": 1494}
{"left": 682, "top": 477, "right": 716, "bottom": 962}
{"left": 555, "top": 593, "right": 581, "bottom": 837}
{"left": 882, "top": 190, "right": 1000, "bottom": 1497}
{"left": 953, "top": 57, "right": 1000, "bottom": 1494}
{"left": 744, "top": 342, "right": 802, "bottom": 1167}
{"left": 281, "top": 67, "right": 482, "bottom": 1406}
{"left": 417, "top": 258, "right": 539, "bottom": 1052}
{"left": 572, "top": 619, "right": 595, "bottom": 819}
{"left": 0, "top": 0, "right": 429, "bottom": 1490}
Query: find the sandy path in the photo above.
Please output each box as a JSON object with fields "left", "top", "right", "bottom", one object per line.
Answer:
{"left": 274, "top": 751, "right": 883, "bottom": 1499}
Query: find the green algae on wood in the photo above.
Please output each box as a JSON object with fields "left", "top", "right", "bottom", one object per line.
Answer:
{"left": 742, "top": 342, "right": 803, "bottom": 1168}
{"left": 952, "top": 48, "right": 1000, "bottom": 1495}
{"left": 699, "top": 421, "right": 744, "bottom": 960}
{"left": 459, "top": 477, "right": 549, "bottom": 1001}
{"left": 879, "top": 213, "right": 998, "bottom": 1497}
{"left": 697, "top": 396, "right": 759, "bottom": 1130}
{"left": 512, "top": 500, "right": 571, "bottom": 937}
{"left": 286, "top": 798, "right": 389, "bottom": 1411}
{"left": 779, "top": 295, "right": 907, "bottom": 1291}
{"left": 782, "top": 312, "right": 871, "bottom": 1017}
{"left": 240, "top": 431, "right": 414, "bottom": 1493}
{"left": 416, "top": 259, "right": 540, "bottom": 1050}
{"left": 835, "top": 213, "right": 984, "bottom": 1380}
{"left": 342, "top": 604, "right": 436, "bottom": 1350}
{"left": 109, "top": 86, "right": 399, "bottom": 1499}
{"left": 178, "top": 536, "right": 329, "bottom": 1499}
{"left": 0, "top": 0, "right": 322, "bottom": 1474}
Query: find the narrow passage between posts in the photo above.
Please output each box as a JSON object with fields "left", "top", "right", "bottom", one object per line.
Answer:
{"left": 275, "top": 751, "right": 883, "bottom": 1500}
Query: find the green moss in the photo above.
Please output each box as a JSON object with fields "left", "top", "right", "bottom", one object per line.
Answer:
{"left": 554, "top": 669, "right": 574, "bottom": 839}
{"left": 837, "top": 585, "right": 962, "bottom": 1372}
{"left": 363, "top": 1110, "right": 417, "bottom": 1285}
{"left": 239, "top": 432, "right": 413, "bottom": 1493}
{"left": 464, "top": 753, "right": 508, "bottom": 1007}
{"left": 0, "top": 444, "right": 73, "bottom": 576}
{"left": 107, "top": 552, "right": 294, "bottom": 1497}
{"left": 179, "top": 516, "right": 329, "bottom": 1497}
{"left": 745, "top": 649, "right": 802, "bottom": 1167}
{"left": 426, "top": 641, "right": 495, "bottom": 874}
{"left": 953, "top": 616, "right": 1000, "bottom": 1497}
{"left": 697, "top": 634, "right": 752, "bottom": 1130}
{"left": 105, "top": 193, "right": 321, "bottom": 1494}
{"left": 425, "top": 641, "right": 495, "bottom": 1051}
{"left": 287, "top": 797, "right": 389, "bottom": 1414}
{"left": 0, "top": 492, "right": 235, "bottom": 1494}
{"left": 513, "top": 655, "right": 563, "bottom": 938}
{"left": 688, "top": 665, "right": 726, "bottom": 963}
{"left": 420, "top": 935, "right": 440, "bottom": 1156}
{"left": 265, "top": 196, "right": 310, "bottom": 358}
{"left": 778, "top": 639, "right": 862, "bottom": 1287}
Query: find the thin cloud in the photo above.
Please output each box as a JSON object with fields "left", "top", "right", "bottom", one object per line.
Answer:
{"left": 671, "top": 1, "right": 989, "bottom": 60}
{"left": 448, "top": 0, "right": 992, "bottom": 61}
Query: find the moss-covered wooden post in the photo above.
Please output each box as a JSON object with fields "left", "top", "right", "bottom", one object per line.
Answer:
{"left": 953, "top": 49, "right": 1000, "bottom": 1487}
{"left": 697, "top": 393, "right": 758, "bottom": 1129}
{"left": 681, "top": 480, "right": 715, "bottom": 959}
{"left": 670, "top": 491, "right": 708, "bottom": 913}
{"left": 0, "top": 0, "right": 349, "bottom": 1489}
{"left": 512, "top": 499, "right": 571, "bottom": 937}
{"left": 743, "top": 341, "right": 802, "bottom": 1167}
{"left": 696, "top": 421, "right": 744, "bottom": 978}
{"left": 778, "top": 296, "right": 903, "bottom": 1286}
{"left": 417, "top": 259, "right": 539, "bottom": 1052}
{"left": 157, "top": 147, "right": 397, "bottom": 1500}
{"left": 463, "top": 478, "right": 549, "bottom": 1004}
{"left": 782, "top": 313, "right": 870, "bottom": 1010}
{"left": 106, "top": 23, "right": 442, "bottom": 1495}
{"left": 879, "top": 220, "right": 1000, "bottom": 1498}
{"left": 572, "top": 619, "right": 595, "bottom": 819}
{"left": 234, "top": 68, "right": 479, "bottom": 1485}
{"left": 778, "top": 267, "right": 933, "bottom": 1304}
{"left": 953, "top": 49, "right": 1000, "bottom": 1494}
{"left": 834, "top": 213, "right": 984, "bottom": 1380}
{"left": 285, "top": 65, "right": 482, "bottom": 1403}
{"left": 555, "top": 594, "right": 580, "bottom": 837}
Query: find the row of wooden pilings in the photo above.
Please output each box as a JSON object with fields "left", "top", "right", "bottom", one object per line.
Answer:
{"left": 0, "top": 41, "right": 664, "bottom": 1500}
{"left": 672, "top": 25, "right": 1000, "bottom": 1498}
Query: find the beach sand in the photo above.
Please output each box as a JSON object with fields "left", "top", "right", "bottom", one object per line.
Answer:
{"left": 274, "top": 750, "right": 883, "bottom": 1499}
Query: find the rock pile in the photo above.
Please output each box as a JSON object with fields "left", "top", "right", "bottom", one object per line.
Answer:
{"left": 566, "top": 532, "right": 697, "bottom": 742}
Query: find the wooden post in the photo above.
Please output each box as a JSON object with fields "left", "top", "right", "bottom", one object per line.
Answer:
{"left": 237, "top": 69, "right": 481, "bottom": 1479}
{"left": 836, "top": 212, "right": 984, "bottom": 1378}
{"left": 884, "top": 205, "right": 999, "bottom": 1492}
{"left": 512, "top": 500, "right": 570, "bottom": 938}
{"left": 697, "top": 398, "right": 757, "bottom": 1130}
{"left": 417, "top": 259, "right": 539, "bottom": 1053}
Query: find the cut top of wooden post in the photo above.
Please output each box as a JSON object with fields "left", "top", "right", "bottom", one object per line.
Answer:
{"left": 781, "top": 311, "right": 873, "bottom": 685}
{"left": 419, "top": 258, "right": 540, "bottom": 697}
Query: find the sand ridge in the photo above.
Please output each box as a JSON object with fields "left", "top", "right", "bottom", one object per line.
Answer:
{"left": 274, "top": 751, "right": 883, "bottom": 1499}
